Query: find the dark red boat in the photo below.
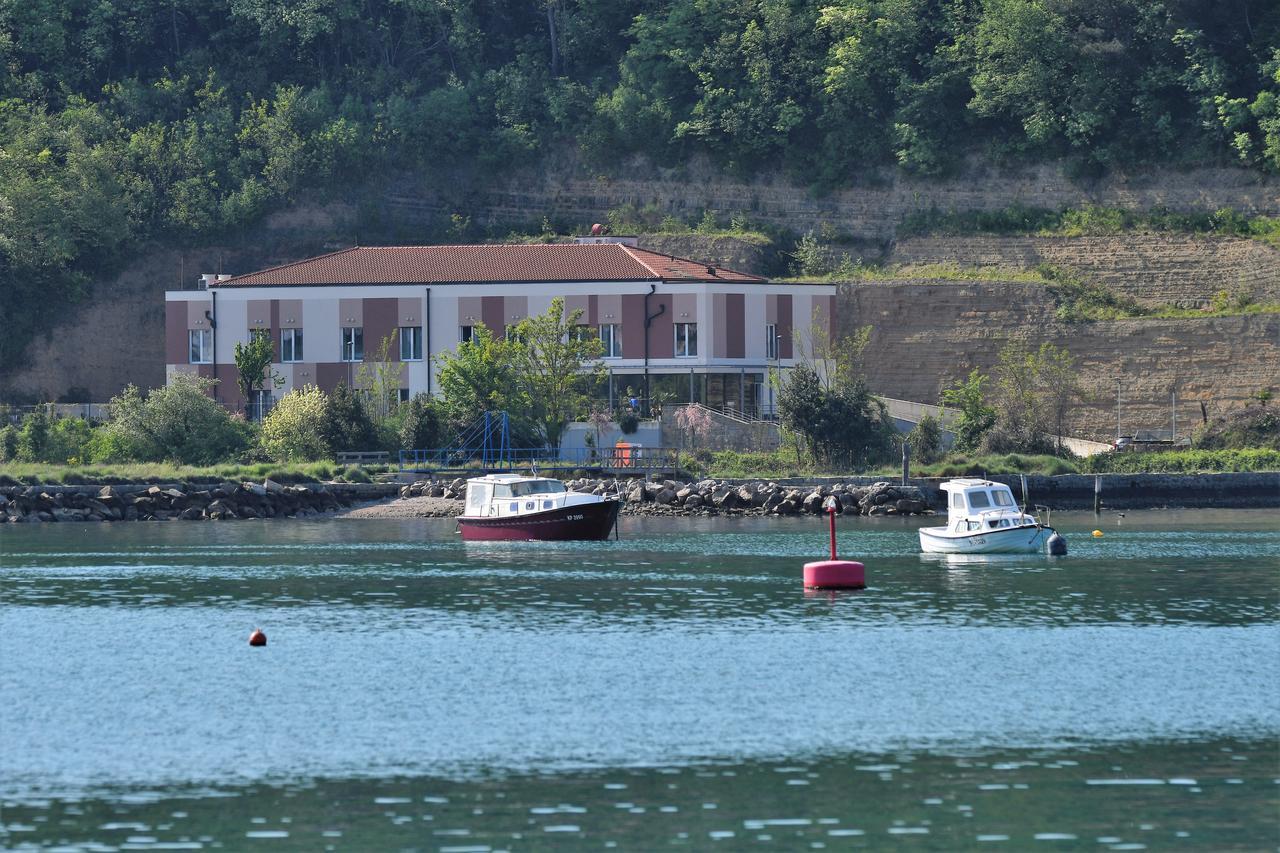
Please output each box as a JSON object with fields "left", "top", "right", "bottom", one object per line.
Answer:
{"left": 457, "top": 475, "right": 621, "bottom": 541}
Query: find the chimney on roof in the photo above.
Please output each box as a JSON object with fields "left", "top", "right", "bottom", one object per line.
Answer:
{"left": 706, "top": 265, "right": 717, "bottom": 276}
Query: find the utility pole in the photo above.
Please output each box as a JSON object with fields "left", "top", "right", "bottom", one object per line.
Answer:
{"left": 1171, "top": 388, "right": 1177, "bottom": 443}
{"left": 1116, "top": 380, "right": 1122, "bottom": 443}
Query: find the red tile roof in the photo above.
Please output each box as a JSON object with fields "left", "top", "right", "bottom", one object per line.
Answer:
{"left": 215, "top": 244, "right": 766, "bottom": 287}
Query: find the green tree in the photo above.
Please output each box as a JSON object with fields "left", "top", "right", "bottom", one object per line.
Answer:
{"left": 323, "top": 383, "right": 379, "bottom": 452}
{"left": 399, "top": 393, "right": 444, "bottom": 451}
{"left": 100, "top": 375, "right": 251, "bottom": 464}
{"left": 434, "top": 323, "right": 528, "bottom": 436}
{"left": 15, "top": 409, "right": 51, "bottom": 462}
{"left": 356, "top": 330, "right": 402, "bottom": 424}
{"left": 234, "top": 330, "right": 284, "bottom": 411}
{"left": 907, "top": 414, "right": 944, "bottom": 464}
{"left": 940, "top": 369, "right": 996, "bottom": 453}
{"left": 510, "top": 296, "right": 604, "bottom": 449}
{"left": 259, "top": 385, "right": 331, "bottom": 461}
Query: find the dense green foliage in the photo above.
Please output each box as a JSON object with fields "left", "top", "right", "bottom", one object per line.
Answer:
{"left": 2, "top": 1, "right": 1277, "bottom": 366}
{"left": 1192, "top": 405, "right": 1280, "bottom": 449}
{"left": 777, "top": 362, "right": 897, "bottom": 468}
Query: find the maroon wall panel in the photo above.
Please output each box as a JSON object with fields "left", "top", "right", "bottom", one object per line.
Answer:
{"left": 621, "top": 294, "right": 646, "bottom": 361}
{"left": 726, "top": 293, "right": 745, "bottom": 359}
{"left": 166, "top": 303, "right": 188, "bottom": 363}
{"left": 777, "top": 295, "right": 794, "bottom": 359}
{"left": 269, "top": 299, "right": 282, "bottom": 361}
{"left": 363, "top": 298, "right": 400, "bottom": 360}
{"left": 588, "top": 295, "right": 598, "bottom": 326}
{"left": 316, "top": 362, "right": 352, "bottom": 393}
{"left": 218, "top": 376, "right": 246, "bottom": 413}
{"left": 649, "top": 295, "right": 674, "bottom": 358}
{"left": 481, "top": 296, "right": 504, "bottom": 336}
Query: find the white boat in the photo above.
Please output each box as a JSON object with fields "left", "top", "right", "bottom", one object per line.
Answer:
{"left": 918, "top": 478, "right": 1057, "bottom": 554}
{"left": 457, "top": 474, "right": 620, "bottom": 541}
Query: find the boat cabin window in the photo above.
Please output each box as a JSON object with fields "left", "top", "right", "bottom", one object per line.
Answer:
{"left": 967, "top": 490, "right": 992, "bottom": 509}
{"left": 950, "top": 492, "right": 964, "bottom": 509}
{"left": 493, "top": 484, "right": 513, "bottom": 498}
{"left": 511, "top": 480, "right": 566, "bottom": 497}
{"left": 466, "top": 484, "right": 490, "bottom": 511}
{"left": 992, "top": 489, "right": 1015, "bottom": 507}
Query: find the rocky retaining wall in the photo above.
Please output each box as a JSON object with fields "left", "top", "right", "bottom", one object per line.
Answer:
{"left": 0, "top": 481, "right": 398, "bottom": 523}
{"left": 839, "top": 279, "right": 1280, "bottom": 441}
{"left": 404, "top": 477, "right": 932, "bottom": 517}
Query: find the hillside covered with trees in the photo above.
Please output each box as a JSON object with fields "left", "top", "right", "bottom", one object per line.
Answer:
{"left": 2, "top": 0, "right": 1278, "bottom": 366}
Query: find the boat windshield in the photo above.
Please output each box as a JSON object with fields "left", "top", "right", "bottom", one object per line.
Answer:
{"left": 511, "top": 479, "right": 566, "bottom": 496}
{"left": 968, "top": 490, "right": 991, "bottom": 509}
{"left": 992, "top": 489, "right": 1015, "bottom": 507}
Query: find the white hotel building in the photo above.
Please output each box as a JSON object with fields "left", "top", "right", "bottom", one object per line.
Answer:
{"left": 165, "top": 236, "right": 836, "bottom": 418}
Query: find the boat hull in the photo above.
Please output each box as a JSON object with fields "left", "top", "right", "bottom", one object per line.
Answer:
{"left": 458, "top": 499, "right": 620, "bottom": 541}
{"left": 919, "top": 524, "right": 1053, "bottom": 554}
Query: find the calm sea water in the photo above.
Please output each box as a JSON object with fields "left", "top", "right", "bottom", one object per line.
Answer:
{"left": 1, "top": 510, "right": 1277, "bottom": 851}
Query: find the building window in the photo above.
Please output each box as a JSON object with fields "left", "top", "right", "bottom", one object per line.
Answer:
{"left": 188, "top": 329, "right": 212, "bottom": 364}
{"left": 280, "top": 328, "right": 303, "bottom": 362}
{"left": 398, "top": 388, "right": 410, "bottom": 403}
{"left": 675, "top": 322, "right": 698, "bottom": 357}
{"left": 571, "top": 324, "right": 593, "bottom": 343}
{"left": 460, "top": 325, "right": 474, "bottom": 344}
{"left": 248, "top": 389, "right": 274, "bottom": 422}
{"left": 766, "top": 323, "right": 779, "bottom": 360}
{"left": 341, "top": 327, "right": 363, "bottom": 362}
{"left": 600, "top": 323, "right": 622, "bottom": 358}
{"left": 400, "top": 326, "right": 423, "bottom": 360}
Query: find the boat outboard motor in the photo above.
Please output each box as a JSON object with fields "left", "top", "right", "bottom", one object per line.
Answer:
{"left": 1047, "top": 532, "right": 1067, "bottom": 556}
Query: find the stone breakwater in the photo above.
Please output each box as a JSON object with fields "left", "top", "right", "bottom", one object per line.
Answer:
{"left": 401, "top": 477, "right": 934, "bottom": 517}
{"left": 0, "top": 481, "right": 396, "bottom": 523}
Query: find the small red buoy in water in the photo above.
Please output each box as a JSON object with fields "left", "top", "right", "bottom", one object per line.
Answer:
{"left": 803, "top": 497, "right": 866, "bottom": 590}
{"left": 249, "top": 628, "right": 267, "bottom": 647}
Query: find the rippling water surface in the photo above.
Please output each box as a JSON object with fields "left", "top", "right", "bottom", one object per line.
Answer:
{"left": 1, "top": 509, "right": 1276, "bottom": 850}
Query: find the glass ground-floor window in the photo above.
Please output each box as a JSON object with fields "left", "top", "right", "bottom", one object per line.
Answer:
{"left": 341, "top": 327, "right": 363, "bottom": 362}
{"left": 188, "top": 329, "right": 212, "bottom": 364}
{"left": 248, "top": 389, "right": 274, "bottom": 421}
{"left": 674, "top": 323, "right": 697, "bottom": 357}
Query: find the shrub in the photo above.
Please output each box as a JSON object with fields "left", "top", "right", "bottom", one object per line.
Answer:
{"left": 0, "top": 424, "right": 19, "bottom": 462}
{"left": 45, "top": 417, "right": 94, "bottom": 464}
{"left": 260, "top": 385, "right": 332, "bottom": 461}
{"left": 16, "top": 409, "right": 50, "bottom": 461}
{"left": 98, "top": 376, "right": 251, "bottom": 465}
{"left": 618, "top": 411, "right": 639, "bottom": 435}
{"left": 1081, "top": 448, "right": 1280, "bottom": 473}
{"left": 907, "top": 415, "right": 944, "bottom": 464}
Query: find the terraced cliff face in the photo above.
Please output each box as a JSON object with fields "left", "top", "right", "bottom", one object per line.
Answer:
{"left": 839, "top": 280, "right": 1280, "bottom": 442}
{"left": 888, "top": 235, "right": 1280, "bottom": 308}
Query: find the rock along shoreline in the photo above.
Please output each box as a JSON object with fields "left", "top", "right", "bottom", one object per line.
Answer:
{"left": 1, "top": 471, "right": 1275, "bottom": 524}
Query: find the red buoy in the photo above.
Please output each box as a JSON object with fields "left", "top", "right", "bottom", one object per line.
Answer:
{"left": 804, "top": 559, "right": 865, "bottom": 589}
{"left": 804, "top": 497, "right": 866, "bottom": 589}
{"left": 249, "top": 628, "right": 267, "bottom": 647}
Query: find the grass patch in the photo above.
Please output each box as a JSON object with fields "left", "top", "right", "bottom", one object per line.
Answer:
{"left": 0, "top": 462, "right": 395, "bottom": 487}
{"left": 1080, "top": 448, "right": 1280, "bottom": 474}
{"left": 899, "top": 204, "right": 1280, "bottom": 247}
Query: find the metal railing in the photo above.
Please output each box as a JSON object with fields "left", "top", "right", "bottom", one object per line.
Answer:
{"left": 400, "top": 445, "right": 681, "bottom": 475}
